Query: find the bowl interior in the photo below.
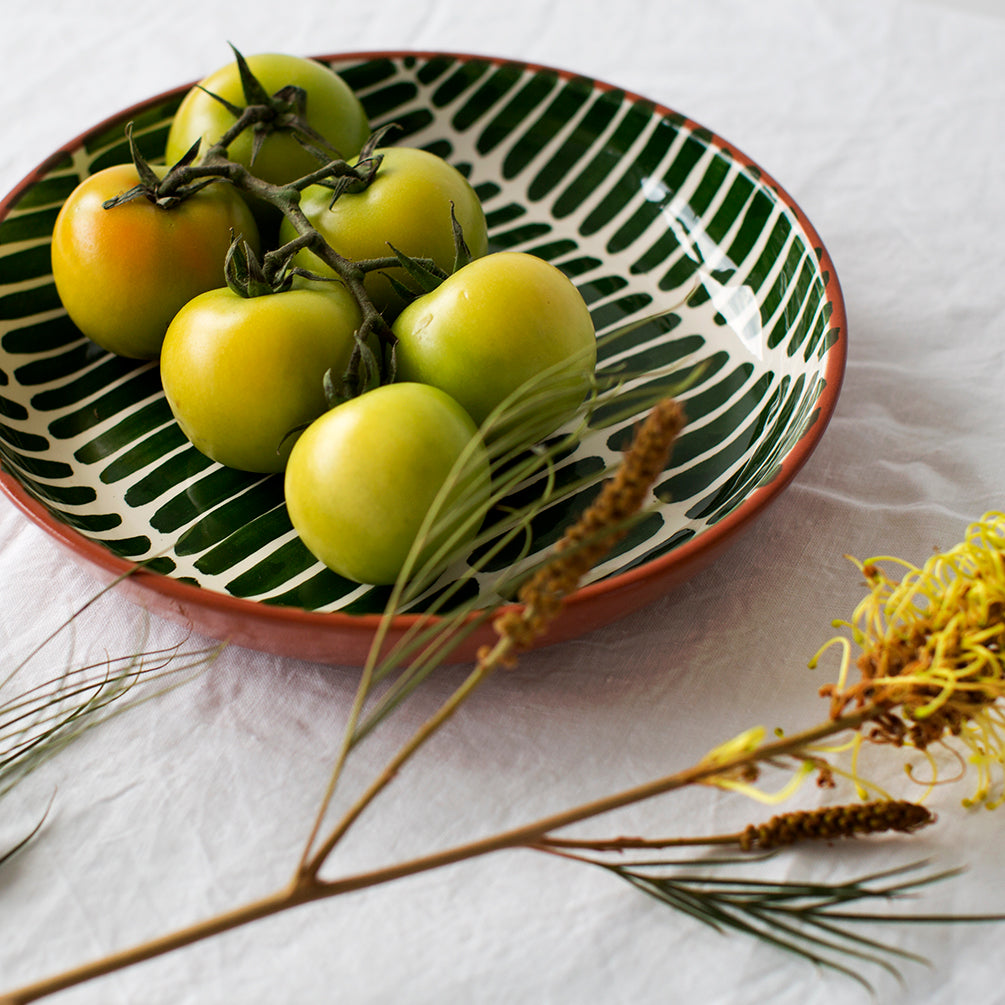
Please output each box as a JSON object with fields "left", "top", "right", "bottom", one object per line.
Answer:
{"left": 0, "top": 52, "right": 843, "bottom": 635}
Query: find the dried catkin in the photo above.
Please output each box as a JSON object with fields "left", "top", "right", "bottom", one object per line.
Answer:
{"left": 488, "top": 398, "right": 686, "bottom": 659}
{"left": 739, "top": 800, "right": 934, "bottom": 851}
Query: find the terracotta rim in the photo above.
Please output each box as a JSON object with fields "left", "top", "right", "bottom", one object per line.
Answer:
{"left": 0, "top": 50, "right": 847, "bottom": 663}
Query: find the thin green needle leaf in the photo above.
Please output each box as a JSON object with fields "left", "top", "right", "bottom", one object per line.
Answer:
{"left": 564, "top": 854, "right": 998, "bottom": 991}
{"left": 308, "top": 335, "right": 695, "bottom": 846}
{"left": 620, "top": 869, "right": 878, "bottom": 991}
{"left": 0, "top": 636, "right": 218, "bottom": 798}
{"left": 593, "top": 301, "right": 693, "bottom": 352}
{"left": 353, "top": 610, "right": 497, "bottom": 744}
{"left": 625, "top": 872, "right": 727, "bottom": 934}
{"left": 742, "top": 902, "right": 899, "bottom": 984}
{"left": 794, "top": 911, "right": 928, "bottom": 968}
{"left": 0, "top": 794, "right": 53, "bottom": 868}
{"left": 2, "top": 574, "right": 132, "bottom": 691}
{"left": 823, "top": 910, "right": 1005, "bottom": 923}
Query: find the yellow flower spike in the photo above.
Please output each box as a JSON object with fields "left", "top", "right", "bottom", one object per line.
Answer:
{"left": 957, "top": 709, "right": 1005, "bottom": 809}
{"left": 900, "top": 746, "right": 940, "bottom": 803}
{"left": 809, "top": 636, "right": 851, "bottom": 684}
{"left": 699, "top": 725, "right": 767, "bottom": 768}
{"left": 817, "top": 512, "right": 1005, "bottom": 807}
{"left": 696, "top": 727, "right": 833, "bottom": 804}
{"left": 823, "top": 753, "right": 898, "bottom": 802}
{"left": 709, "top": 760, "right": 817, "bottom": 805}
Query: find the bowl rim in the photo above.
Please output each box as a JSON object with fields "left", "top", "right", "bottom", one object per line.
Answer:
{"left": 0, "top": 48, "right": 848, "bottom": 660}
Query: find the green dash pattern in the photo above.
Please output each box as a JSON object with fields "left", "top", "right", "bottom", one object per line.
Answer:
{"left": 0, "top": 54, "right": 842, "bottom": 617}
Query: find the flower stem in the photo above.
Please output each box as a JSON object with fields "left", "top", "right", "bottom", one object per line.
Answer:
{"left": 310, "top": 704, "right": 882, "bottom": 895}
{"left": 0, "top": 881, "right": 315, "bottom": 1005}
{"left": 301, "top": 652, "right": 503, "bottom": 879}
{"left": 0, "top": 703, "right": 880, "bottom": 1004}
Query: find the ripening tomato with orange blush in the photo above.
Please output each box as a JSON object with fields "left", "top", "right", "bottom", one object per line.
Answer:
{"left": 51, "top": 163, "right": 259, "bottom": 359}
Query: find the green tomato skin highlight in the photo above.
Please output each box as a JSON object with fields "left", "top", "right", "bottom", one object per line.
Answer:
{"left": 284, "top": 383, "right": 491, "bottom": 586}
{"left": 391, "top": 251, "right": 597, "bottom": 430}
{"left": 165, "top": 53, "right": 370, "bottom": 186}
{"left": 160, "top": 283, "right": 360, "bottom": 473}
{"left": 282, "top": 146, "right": 489, "bottom": 317}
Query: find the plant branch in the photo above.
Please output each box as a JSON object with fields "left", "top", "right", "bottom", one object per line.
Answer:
{"left": 300, "top": 653, "right": 502, "bottom": 879}
{"left": 0, "top": 702, "right": 881, "bottom": 1004}
{"left": 310, "top": 704, "right": 882, "bottom": 894}
{"left": 0, "top": 881, "right": 318, "bottom": 1005}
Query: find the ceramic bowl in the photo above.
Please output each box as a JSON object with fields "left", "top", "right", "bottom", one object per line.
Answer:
{"left": 0, "top": 51, "right": 846, "bottom": 665}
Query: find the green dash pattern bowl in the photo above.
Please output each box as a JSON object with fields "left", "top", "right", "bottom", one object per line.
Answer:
{"left": 0, "top": 51, "right": 846, "bottom": 665}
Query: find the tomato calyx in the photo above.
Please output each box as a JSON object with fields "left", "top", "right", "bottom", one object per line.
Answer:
{"left": 225, "top": 235, "right": 331, "bottom": 299}
{"left": 378, "top": 204, "right": 474, "bottom": 302}
{"left": 292, "top": 202, "right": 476, "bottom": 402}
{"left": 219, "top": 233, "right": 391, "bottom": 407}
{"left": 315, "top": 123, "right": 399, "bottom": 204}
{"left": 383, "top": 244, "right": 448, "bottom": 299}
{"left": 224, "top": 237, "right": 281, "bottom": 298}
{"left": 101, "top": 124, "right": 223, "bottom": 211}
{"left": 197, "top": 44, "right": 351, "bottom": 169}
{"left": 323, "top": 330, "right": 385, "bottom": 409}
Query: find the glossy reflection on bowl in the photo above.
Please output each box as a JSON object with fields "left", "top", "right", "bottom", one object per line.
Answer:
{"left": 0, "top": 51, "right": 846, "bottom": 665}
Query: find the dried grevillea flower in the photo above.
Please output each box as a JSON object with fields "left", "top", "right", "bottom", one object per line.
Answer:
{"left": 817, "top": 512, "right": 1005, "bottom": 806}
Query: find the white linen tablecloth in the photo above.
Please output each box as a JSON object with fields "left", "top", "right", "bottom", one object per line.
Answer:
{"left": 2, "top": 1, "right": 1004, "bottom": 1002}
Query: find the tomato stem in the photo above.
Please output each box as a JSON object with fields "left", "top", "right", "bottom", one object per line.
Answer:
{"left": 102, "top": 50, "right": 416, "bottom": 399}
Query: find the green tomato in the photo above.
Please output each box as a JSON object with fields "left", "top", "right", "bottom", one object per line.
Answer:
{"left": 284, "top": 382, "right": 491, "bottom": 585}
{"left": 391, "top": 251, "right": 597, "bottom": 432}
{"left": 165, "top": 53, "right": 370, "bottom": 186}
{"left": 160, "top": 281, "right": 361, "bottom": 473}
{"left": 282, "top": 146, "right": 488, "bottom": 317}
{"left": 50, "top": 163, "right": 259, "bottom": 359}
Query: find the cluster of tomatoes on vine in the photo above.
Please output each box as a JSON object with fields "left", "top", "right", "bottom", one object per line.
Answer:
{"left": 50, "top": 47, "right": 598, "bottom": 586}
